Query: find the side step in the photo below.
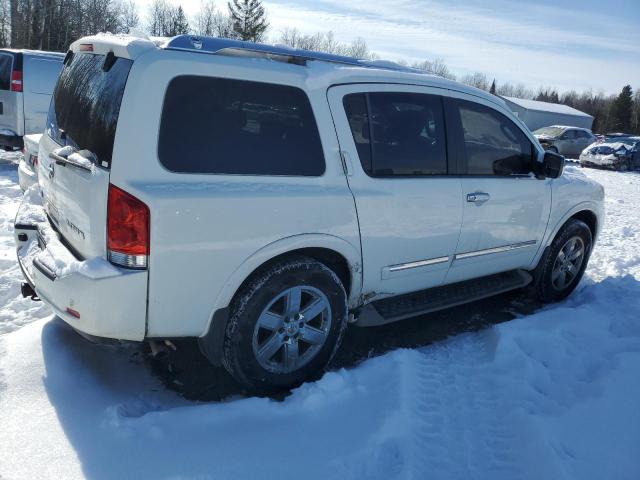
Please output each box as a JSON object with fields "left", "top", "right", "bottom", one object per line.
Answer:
{"left": 356, "top": 270, "right": 532, "bottom": 327}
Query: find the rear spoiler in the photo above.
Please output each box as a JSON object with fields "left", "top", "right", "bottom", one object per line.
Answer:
{"left": 69, "top": 33, "right": 158, "bottom": 60}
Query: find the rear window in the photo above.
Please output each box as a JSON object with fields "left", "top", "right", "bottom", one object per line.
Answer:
{"left": 158, "top": 76, "right": 325, "bottom": 176}
{"left": 26, "top": 58, "right": 63, "bottom": 94}
{"left": 47, "top": 52, "right": 132, "bottom": 167}
{"left": 0, "top": 54, "right": 12, "bottom": 90}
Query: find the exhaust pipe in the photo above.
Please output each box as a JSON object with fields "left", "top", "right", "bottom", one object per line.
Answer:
{"left": 21, "top": 283, "right": 40, "bottom": 301}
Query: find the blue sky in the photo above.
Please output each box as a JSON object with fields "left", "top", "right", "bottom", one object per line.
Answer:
{"left": 141, "top": 0, "right": 640, "bottom": 94}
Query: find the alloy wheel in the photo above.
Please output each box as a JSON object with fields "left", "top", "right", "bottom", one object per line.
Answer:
{"left": 551, "top": 236, "right": 585, "bottom": 291}
{"left": 252, "top": 286, "right": 332, "bottom": 373}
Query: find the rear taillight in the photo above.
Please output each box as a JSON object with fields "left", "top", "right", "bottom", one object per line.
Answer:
{"left": 107, "top": 184, "right": 149, "bottom": 269}
{"left": 10, "top": 70, "right": 22, "bottom": 92}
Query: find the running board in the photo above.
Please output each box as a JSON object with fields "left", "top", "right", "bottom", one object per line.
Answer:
{"left": 356, "top": 270, "right": 533, "bottom": 327}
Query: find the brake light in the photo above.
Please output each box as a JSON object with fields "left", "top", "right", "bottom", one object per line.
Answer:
{"left": 107, "top": 184, "right": 149, "bottom": 269}
{"left": 10, "top": 70, "right": 22, "bottom": 92}
{"left": 79, "top": 44, "right": 94, "bottom": 52}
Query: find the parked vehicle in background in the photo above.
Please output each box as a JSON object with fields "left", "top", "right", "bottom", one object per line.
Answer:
{"left": 0, "top": 49, "right": 64, "bottom": 150}
{"left": 533, "top": 126, "right": 596, "bottom": 157}
{"left": 14, "top": 34, "right": 604, "bottom": 394}
{"left": 18, "top": 133, "right": 41, "bottom": 191}
{"left": 579, "top": 136, "right": 640, "bottom": 171}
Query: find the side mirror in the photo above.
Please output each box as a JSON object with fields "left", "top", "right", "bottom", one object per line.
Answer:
{"left": 537, "top": 151, "right": 564, "bottom": 179}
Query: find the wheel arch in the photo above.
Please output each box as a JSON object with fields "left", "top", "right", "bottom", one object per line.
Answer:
{"left": 198, "top": 234, "right": 361, "bottom": 366}
{"left": 545, "top": 203, "right": 601, "bottom": 246}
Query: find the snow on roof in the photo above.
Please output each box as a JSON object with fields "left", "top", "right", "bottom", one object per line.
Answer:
{"left": 502, "top": 96, "right": 592, "bottom": 118}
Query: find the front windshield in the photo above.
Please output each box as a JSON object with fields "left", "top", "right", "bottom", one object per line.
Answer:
{"left": 533, "top": 126, "right": 564, "bottom": 137}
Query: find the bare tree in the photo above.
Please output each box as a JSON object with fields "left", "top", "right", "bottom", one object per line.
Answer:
{"left": 0, "top": 0, "right": 10, "bottom": 47}
{"left": 277, "top": 28, "right": 375, "bottom": 59}
{"left": 147, "top": 0, "right": 188, "bottom": 37}
{"left": 194, "top": 0, "right": 235, "bottom": 38}
{"left": 461, "top": 71, "right": 489, "bottom": 91}
{"left": 118, "top": 0, "right": 139, "bottom": 33}
{"left": 412, "top": 58, "right": 456, "bottom": 80}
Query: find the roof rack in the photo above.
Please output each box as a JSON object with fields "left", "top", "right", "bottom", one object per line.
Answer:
{"left": 163, "top": 35, "right": 421, "bottom": 74}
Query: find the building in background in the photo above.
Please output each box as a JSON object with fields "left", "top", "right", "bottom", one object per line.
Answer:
{"left": 502, "top": 96, "right": 594, "bottom": 131}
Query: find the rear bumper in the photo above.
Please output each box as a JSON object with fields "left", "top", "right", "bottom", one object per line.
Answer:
{"left": 14, "top": 188, "right": 147, "bottom": 341}
{"left": 0, "top": 132, "right": 23, "bottom": 149}
{"left": 18, "top": 159, "right": 36, "bottom": 191}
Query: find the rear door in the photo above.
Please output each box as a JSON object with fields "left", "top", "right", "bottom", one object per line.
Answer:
{"left": 22, "top": 55, "right": 63, "bottom": 135}
{"left": 328, "top": 84, "right": 463, "bottom": 297}
{"left": 40, "top": 51, "right": 132, "bottom": 258}
{"left": 444, "top": 93, "right": 551, "bottom": 284}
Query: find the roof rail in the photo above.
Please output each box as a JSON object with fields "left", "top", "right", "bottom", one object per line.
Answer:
{"left": 163, "top": 35, "right": 421, "bottom": 74}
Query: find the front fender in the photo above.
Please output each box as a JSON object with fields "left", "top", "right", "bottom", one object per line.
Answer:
{"left": 545, "top": 200, "right": 603, "bottom": 245}
{"left": 529, "top": 200, "right": 603, "bottom": 270}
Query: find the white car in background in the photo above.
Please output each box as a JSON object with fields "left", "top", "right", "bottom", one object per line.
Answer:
{"left": 579, "top": 136, "right": 640, "bottom": 171}
{"left": 14, "top": 34, "right": 604, "bottom": 394}
{"left": 17, "top": 133, "right": 41, "bottom": 191}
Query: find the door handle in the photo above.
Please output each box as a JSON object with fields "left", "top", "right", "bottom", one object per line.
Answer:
{"left": 466, "top": 192, "right": 490, "bottom": 204}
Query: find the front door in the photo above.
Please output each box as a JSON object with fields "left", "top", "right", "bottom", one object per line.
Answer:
{"left": 444, "top": 93, "right": 552, "bottom": 284}
{"left": 327, "top": 84, "right": 463, "bottom": 298}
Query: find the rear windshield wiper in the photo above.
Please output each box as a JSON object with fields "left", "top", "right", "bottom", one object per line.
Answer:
{"left": 49, "top": 148, "right": 95, "bottom": 173}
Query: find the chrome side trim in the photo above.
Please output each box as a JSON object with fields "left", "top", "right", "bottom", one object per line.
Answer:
{"left": 455, "top": 240, "right": 537, "bottom": 260}
{"left": 387, "top": 256, "right": 450, "bottom": 272}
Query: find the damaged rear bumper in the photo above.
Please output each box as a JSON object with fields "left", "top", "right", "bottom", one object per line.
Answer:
{"left": 14, "top": 187, "right": 147, "bottom": 341}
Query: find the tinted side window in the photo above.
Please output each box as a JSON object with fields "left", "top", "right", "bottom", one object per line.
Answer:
{"left": 0, "top": 54, "right": 12, "bottom": 90}
{"left": 454, "top": 100, "right": 533, "bottom": 175}
{"left": 343, "top": 94, "right": 371, "bottom": 172}
{"left": 343, "top": 92, "right": 447, "bottom": 176}
{"left": 159, "top": 76, "right": 325, "bottom": 176}
{"left": 562, "top": 130, "right": 576, "bottom": 139}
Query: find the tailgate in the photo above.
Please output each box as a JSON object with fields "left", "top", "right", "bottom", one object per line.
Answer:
{"left": 40, "top": 51, "right": 132, "bottom": 259}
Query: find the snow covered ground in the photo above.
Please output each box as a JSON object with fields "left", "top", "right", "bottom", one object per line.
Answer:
{"left": 0, "top": 151, "right": 639, "bottom": 480}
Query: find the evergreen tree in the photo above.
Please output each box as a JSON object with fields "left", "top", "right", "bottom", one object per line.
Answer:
{"left": 610, "top": 85, "right": 633, "bottom": 132}
{"left": 489, "top": 79, "right": 496, "bottom": 95}
{"left": 227, "top": 0, "right": 268, "bottom": 42}
{"left": 170, "top": 5, "right": 189, "bottom": 35}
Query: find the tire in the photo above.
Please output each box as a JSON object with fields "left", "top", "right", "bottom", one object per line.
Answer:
{"left": 222, "top": 256, "right": 348, "bottom": 394}
{"left": 532, "top": 219, "right": 592, "bottom": 303}
{"left": 618, "top": 160, "right": 631, "bottom": 172}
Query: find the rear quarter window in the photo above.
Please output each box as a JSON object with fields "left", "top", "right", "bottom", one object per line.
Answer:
{"left": 158, "top": 76, "right": 325, "bottom": 176}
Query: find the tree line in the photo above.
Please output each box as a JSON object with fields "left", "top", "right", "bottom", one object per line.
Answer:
{"left": 1, "top": 0, "right": 638, "bottom": 134}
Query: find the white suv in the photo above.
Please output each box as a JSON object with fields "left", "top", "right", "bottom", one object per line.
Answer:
{"left": 14, "top": 34, "right": 604, "bottom": 393}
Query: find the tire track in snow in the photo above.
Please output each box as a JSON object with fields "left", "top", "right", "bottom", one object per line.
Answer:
{"left": 399, "top": 330, "right": 523, "bottom": 480}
